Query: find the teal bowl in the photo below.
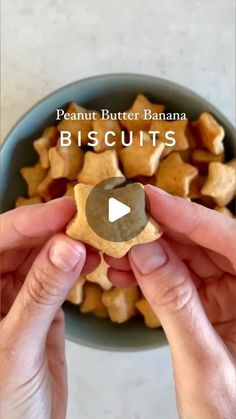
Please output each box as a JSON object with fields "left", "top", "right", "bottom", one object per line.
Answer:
{"left": 1, "top": 74, "right": 235, "bottom": 351}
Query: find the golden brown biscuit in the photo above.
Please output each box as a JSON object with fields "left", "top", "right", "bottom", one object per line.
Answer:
{"left": 150, "top": 119, "right": 189, "bottom": 156}
{"left": 21, "top": 163, "right": 47, "bottom": 197}
{"left": 119, "top": 133, "right": 164, "bottom": 178}
{"left": 102, "top": 287, "right": 139, "bottom": 323}
{"left": 92, "top": 307, "right": 109, "bottom": 318}
{"left": 15, "top": 196, "right": 42, "bottom": 207}
{"left": 120, "top": 94, "right": 165, "bottom": 132}
{"left": 49, "top": 142, "right": 84, "bottom": 180}
{"left": 37, "top": 170, "right": 67, "bottom": 201}
{"left": 80, "top": 283, "right": 107, "bottom": 314}
{"left": 136, "top": 298, "right": 161, "bottom": 328}
{"left": 92, "top": 118, "right": 122, "bottom": 152}
{"left": 192, "top": 112, "right": 224, "bottom": 155}
{"left": 86, "top": 253, "right": 112, "bottom": 291}
{"left": 93, "top": 304, "right": 108, "bottom": 318}
{"left": 57, "top": 102, "right": 93, "bottom": 143}
{"left": 201, "top": 162, "right": 236, "bottom": 206}
{"left": 33, "top": 126, "right": 58, "bottom": 169}
{"left": 67, "top": 276, "right": 85, "bottom": 304}
{"left": 78, "top": 150, "right": 124, "bottom": 185}
{"left": 66, "top": 183, "right": 161, "bottom": 258}
{"left": 191, "top": 149, "right": 224, "bottom": 175}
{"left": 156, "top": 152, "right": 198, "bottom": 197}
{"left": 215, "top": 206, "right": 234, "bottom": 217}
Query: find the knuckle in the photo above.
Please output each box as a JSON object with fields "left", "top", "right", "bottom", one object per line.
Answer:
{"left": 26, "top": 265, "right": 63, "bottom": 306}
{"left": 150, "top": 268, "right": 194, "bottom": 314}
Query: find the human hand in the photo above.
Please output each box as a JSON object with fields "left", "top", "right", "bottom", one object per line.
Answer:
{"left": 0, "top": 198, "right": 99, "bottom": 419}
{"left": 105, "top": 185, "right": 236, "bottom": 419}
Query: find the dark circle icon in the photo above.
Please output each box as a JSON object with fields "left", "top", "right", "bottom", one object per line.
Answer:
{"left": 85, "top": 177, "right": 150, "bottom": 242}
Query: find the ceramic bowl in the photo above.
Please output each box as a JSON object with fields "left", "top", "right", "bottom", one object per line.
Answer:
{"left": 1, "top": 74, "right": 235, "bottom": 351}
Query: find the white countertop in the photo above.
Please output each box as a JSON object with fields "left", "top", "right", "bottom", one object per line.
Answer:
{"left": 1, "top": 1, "right": 235, "bottom": 418}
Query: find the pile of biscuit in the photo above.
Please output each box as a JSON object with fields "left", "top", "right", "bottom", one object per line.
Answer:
{"left": 16, "top": 94, "right": 236, "bottom": 328}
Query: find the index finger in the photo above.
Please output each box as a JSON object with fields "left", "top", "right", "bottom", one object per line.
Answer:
{"left": 0, "top": 197, "right": 76, "bottom": 252}
{"left": 145, "top": 185, "right": 236, "bottom": 267}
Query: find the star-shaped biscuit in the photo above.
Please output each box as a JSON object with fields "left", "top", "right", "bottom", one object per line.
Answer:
{"left": 78, "top": 150, "right": 124, "bottom": 185}
{"left": 21, "top": 162, "right": 47, "bottom": 197}
{"left": 57, "top": 102, "right": 93, "bottom": 143}
{"left": 86, "top": 253, "right": 112, "bottom": 291}
{"left": 156, "top": 152, "right": 198, "bottom": 197}
{"left": 92, "top": 307, "right": 109, "bottom": 318}
{"left": 150, "top": 119, "right": 189, "bottom": 157}
{"left": 102, "top": 287, "right": 139, "bottom": 323}
{"left": 80, "top": 283, "right": 107, "bottom": 316}
{"left": 49, "top": 142, "right": 84, "bottom": 180}
{"left": 66, "top": 183, "right": 161, "bottom": 258}
{"left": 92, "top": 118, "right": 122, "bottom": 152}
{"left": 191, "top": 112, "right": 224, "bottom": 155}
{"left": 33, "top": 126, "right": 58, "bottom": 169}
{"left": 201, "top": 162, "right": 236, "bottom": 206}
{"left": 119, "top": 132, "right": 164, "bottom": 178}
{"left": 120, "top": 94, "right": 165, "bottom": 132}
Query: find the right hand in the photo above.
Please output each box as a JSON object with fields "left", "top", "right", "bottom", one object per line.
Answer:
{"left": 106, "top": 185, "right": 236, "bottom": 419}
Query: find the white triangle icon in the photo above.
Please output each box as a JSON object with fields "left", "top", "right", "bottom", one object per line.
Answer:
{"left": 108, "top": 197, "right": 131, "bottom": 223}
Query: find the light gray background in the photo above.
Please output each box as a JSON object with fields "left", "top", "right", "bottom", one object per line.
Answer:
{"left": 1, "top": 1, "right": 235, "bottom": 418}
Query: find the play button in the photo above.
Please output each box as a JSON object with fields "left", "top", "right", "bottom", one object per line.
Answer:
{"left": 108, "top": 198, "right": 131, "bottom": 222}
{"left": 85, "top": 177, "right": 150, "bottom": 243}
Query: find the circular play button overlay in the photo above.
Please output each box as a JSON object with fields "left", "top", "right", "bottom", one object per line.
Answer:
{"left": 85, "top": 177, "right": 150, "bottom": 242}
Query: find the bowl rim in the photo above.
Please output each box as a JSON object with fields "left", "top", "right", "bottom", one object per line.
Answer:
{"left": 65, "top": 328, "right": 167, "bottom": 352}
{"left": 1, "top": 73, "right": 235, "bottom": 351}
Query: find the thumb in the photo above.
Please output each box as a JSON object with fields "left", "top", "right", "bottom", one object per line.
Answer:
{"left": 3, "top": 233, "right": 86, "bottom": 352}
{"left": 129, "top": 239, "right": 225, "bottom": 366}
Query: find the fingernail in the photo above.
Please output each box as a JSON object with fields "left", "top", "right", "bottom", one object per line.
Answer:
{"left": 131, "top": 241, "right": 167, "bottom": 274}
{"left": 146, "top": 185, "right": 170, "bottom": 196}
{"left": 49, "top": 240, "right": 84, "bottom": 272}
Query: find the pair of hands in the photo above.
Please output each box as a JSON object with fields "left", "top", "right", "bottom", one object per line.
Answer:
{"left": 0, "top": 185, "right": 235, "bottom": 419}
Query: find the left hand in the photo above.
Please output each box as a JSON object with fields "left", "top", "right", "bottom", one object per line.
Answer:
{"left": 0, "top": 197, "right": 99, "bottom": 419}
